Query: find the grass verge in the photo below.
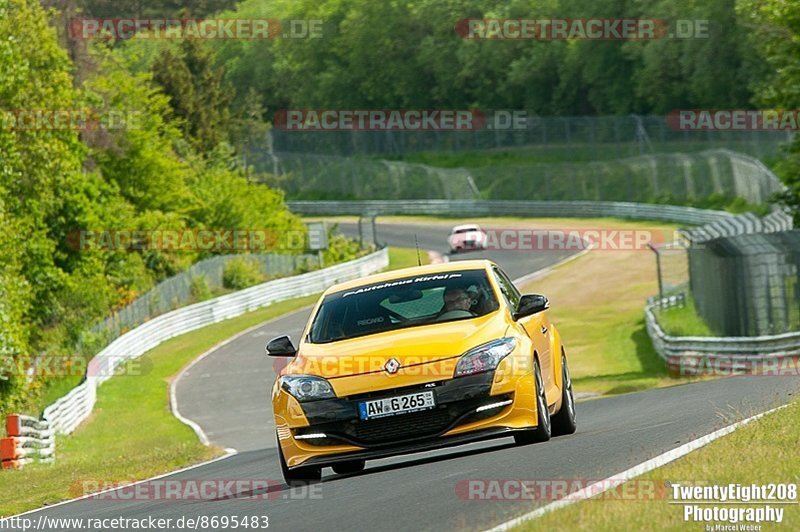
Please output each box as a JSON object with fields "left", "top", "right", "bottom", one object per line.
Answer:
{"left": 516, "top": 224, "right": 700, "bottom": 395}
{"left": 387, "top": 246, "right": 431, "bottom": 269}
{"left": 655, "top": 296, "right": 716, "bottom": 337}
{"left": 519, "top": 398, "right": 800, "bottom": 531}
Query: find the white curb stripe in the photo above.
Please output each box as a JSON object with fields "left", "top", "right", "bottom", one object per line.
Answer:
{"left": 169, "top": 305, "right": 315, "bottom": 447}
{"left": 485, "top": 404, "right": 789, "bottom": 532}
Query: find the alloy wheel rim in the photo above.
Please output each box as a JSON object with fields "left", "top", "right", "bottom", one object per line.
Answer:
{"left": 563, "top": 357, "right": 575, "bottom": 419}
{"left": 536, "top": 365, "right": 550, "bottom": 432}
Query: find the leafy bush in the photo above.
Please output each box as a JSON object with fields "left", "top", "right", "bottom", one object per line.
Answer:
{"left": 190, "top": 275, "right": 212, "bottom": 302}
{"left": 222, "top": 258, "right": 265, "bottom": 290}
{"left": 323, "top": 226, "right": 363, "bottom": 264}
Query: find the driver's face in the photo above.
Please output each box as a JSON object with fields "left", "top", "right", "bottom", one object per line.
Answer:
{"left": 444, "top": 289, "right": 471, "bottom": 311}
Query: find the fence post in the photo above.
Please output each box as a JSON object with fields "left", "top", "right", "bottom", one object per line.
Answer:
{"left": 648, "top": 243, "right": 664, "bottom": 307}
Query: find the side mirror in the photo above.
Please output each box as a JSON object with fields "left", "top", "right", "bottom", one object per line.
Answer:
{"left": 266, "top": 335, "right": 297, "bottom": 357}
{"left": 514, "top": 294, "right": 550, "bottom": 320}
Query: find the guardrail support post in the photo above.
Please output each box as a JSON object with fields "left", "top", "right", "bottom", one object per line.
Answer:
{"left": 647, "top": 243, "right": 664, "bottom": 308}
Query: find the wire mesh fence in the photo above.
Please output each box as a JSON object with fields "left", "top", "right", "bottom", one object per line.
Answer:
{"left": 259, "top": 153, "right": 478, "bottom": 200}
{"left": 473, "top": 150, "right": 783, "bottom": 204}
{"left": 263, "top": 149, "right": 784, "bottom": 204}
{"left": 689, "top": 231, "right": 800, "bottom": 336}
{"left": 266, "top": 114, "right": 791, "bottom": 160}
{"left": 86, "top": 253, "right": 314, "bottom": 346}
{"left": 650, "top": 243, "right": 690, "bottom": 303}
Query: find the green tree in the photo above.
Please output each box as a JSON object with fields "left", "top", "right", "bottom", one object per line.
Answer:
{"left": 152, "top": 40, "right": 232, "bottom": 153}
{"left": 0, "top": 0, "right": 304, "bottom": 414}
{"left": 216, "top": 0, "right": 758, "bottom": 118}
{"left": 738, "top": 0, "right": 800, "bottom": 219}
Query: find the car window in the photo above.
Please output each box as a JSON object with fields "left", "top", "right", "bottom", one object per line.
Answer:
{"left": 453, "top": 226, "right": 479, "bottom": 234}
{"left": 308, "top": 269, "right": 500, "bottom": 343}
{"left": 491, "top": 267, "right": 521, "bottom": 309}
{"left": 380, "top": 288, "right": 444, "bottom": 318}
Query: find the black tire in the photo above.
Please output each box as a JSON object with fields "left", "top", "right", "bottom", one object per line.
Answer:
{"left": 277, "top": 436, "right": 322, "bottom": 485}
{"left": 551, "top": 350, "right": 577, "bottom": 436}
{"left": 332, "top": 459, "right": 366, "bottom": 475}
{"left": 514, "top": 358, "right": 552, "bottom": 445}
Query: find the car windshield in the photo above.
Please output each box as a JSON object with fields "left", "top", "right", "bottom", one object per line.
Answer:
{"left": 453, "top": 226, "right": 479, "bottom": 234}
{"left": 308, "top": 269, "right": 500, "bottom": 343}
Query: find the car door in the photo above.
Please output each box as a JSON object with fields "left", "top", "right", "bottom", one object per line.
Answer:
{"left": 491, "top": 267, "right": 556, "bottom": 403}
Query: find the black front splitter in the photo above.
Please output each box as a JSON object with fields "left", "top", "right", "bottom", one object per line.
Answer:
{"left": 296, "top": 426, "right": 523, "bottom": 469}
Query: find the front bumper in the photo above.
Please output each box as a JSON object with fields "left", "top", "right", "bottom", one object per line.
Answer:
{"left": 301, "top": 426, "right": 526, "bottom": 467}
{"left": 451, "top": 240, "right": 485, "bottom": 252}
{"left": 276, "top": 369, "right": 537, "bottom": 469}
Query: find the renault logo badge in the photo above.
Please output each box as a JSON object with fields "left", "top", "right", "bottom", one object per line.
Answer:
{"left": 384, "top": 358, "right": 400, "bottom": 374}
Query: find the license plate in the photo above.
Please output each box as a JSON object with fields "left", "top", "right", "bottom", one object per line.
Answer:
{"left": 358, "top": 391, "right": 436, "bottom": 420}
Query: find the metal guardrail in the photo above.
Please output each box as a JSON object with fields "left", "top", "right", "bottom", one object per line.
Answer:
{"left": 645, "top": 302, "right": 800, "bottom": 369}
{"left": 287, "top": 200, "right": 733, "bottom": 225}
{"left": 650, "top": 206, "right": 796, "bottom": 360}
{"left": 1, "top": 415, "right": 55, "bottom": 469}
{"left": 89, "top": 252, "right": 315, "bottom": 345}
{"left": 41, "top": 248, "right": 389, "bottom": 436}
{"left": 679, "top": 210, "right": 793, "bottom": 244}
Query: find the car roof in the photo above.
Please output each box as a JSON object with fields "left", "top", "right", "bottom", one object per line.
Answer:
{"left": 322, "top": 259, "right": 496, "bottom": 296}
{"left": 451, "top": 224, "right": 481, "bottom": 232}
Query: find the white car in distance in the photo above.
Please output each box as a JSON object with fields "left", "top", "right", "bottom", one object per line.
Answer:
{"left": 448, "top": 224, "right": 488, "bottom": 254}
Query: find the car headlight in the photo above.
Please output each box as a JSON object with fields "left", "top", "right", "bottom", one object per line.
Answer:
{"left": 280, "top": 375, "right": 335, "bottom": 402}
{"left": 454, "top": 337, "right": 517, "bottom": 378}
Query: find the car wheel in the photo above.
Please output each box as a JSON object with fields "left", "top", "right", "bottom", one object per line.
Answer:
{"left": 332, "top": 459, "right": 366, "bottom": 475}
{"left": 277, "top": 435, "right": 322, "bottom": 484}
{"left": 551, "top": 350, "right": 577, "bottom": 436}
{"left": 514, "top": 358, "right": 552, "bottom": 445}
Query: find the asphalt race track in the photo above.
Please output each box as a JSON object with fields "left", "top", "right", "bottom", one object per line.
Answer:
{"left": 14, "top": 222, "right": 800, "bottom": 531}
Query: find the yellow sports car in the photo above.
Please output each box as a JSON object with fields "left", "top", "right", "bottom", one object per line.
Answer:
{"left": 267, "top": 259, "right": 576, "bottom": 483}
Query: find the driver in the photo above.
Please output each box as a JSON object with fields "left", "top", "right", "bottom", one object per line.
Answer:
{"left": 442, "top": 286, "right": 474, "bottom": 314}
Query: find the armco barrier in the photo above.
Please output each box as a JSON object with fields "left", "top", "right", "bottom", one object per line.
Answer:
{"left": 287, "top": 200, "right": 733, "bottom": 225}
{"left": 1, "top": 414, "right": 54, "bottom": 469}
{"left": 679, "top": 210, "right": 793, "bottom": 244}
{"left": 649, "top": 208, "right": 795, "bottom": 364}
{"left": 645, "top": 302, "right": 800, "bottom": 368}
{"left": 41, "top": 248, "right": 389, "bottom": 436}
